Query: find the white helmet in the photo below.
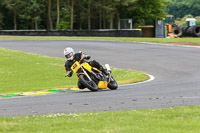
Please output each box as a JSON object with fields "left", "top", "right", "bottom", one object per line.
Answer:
{"left": 64, "top": 47, "right": 75, "bottom": 60}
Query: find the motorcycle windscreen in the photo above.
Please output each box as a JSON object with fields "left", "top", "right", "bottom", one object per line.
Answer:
{"left": 98, "top": 81, "right": 108, "bottom": 89}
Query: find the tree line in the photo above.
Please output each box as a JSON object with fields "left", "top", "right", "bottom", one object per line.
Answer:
{"left": 0, "top": 0, "right": 167, "bottom": 30}
{"left": 1, "top": 0, "right": 200, "bottom": 30}
{"left": 166, "top": 0, "right": 200, "bottom": 19}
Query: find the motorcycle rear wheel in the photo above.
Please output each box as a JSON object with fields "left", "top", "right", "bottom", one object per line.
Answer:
{"left": 108, "top": 76, "right": 118, "bottom": 90}
{"left": 79, "top": 75, "right": 98, "bottom": 92}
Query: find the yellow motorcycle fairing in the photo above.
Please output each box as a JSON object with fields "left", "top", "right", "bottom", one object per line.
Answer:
{"left": 92, "top": 67, "right": 102, "bottom": 73}
{"left": 71, "top": 61, "right": 93, "bottom": 74}
{"left": 76, "top": 73, "right": 85, "bottom": 79}
{"left": 81, "top": 62, "right": 93, "bottom": 73}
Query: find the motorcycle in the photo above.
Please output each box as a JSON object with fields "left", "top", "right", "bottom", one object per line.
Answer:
{"left": 70, "top": 59, "right": 118, "bottom": 92}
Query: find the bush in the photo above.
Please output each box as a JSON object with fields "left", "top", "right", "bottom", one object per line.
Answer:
{"left": 57, "top": 20, "right": 70, "bottom": 30}
{"left": 175, "top": 14, "right": 194, "bottom": 26}
{"left": 195, "top": 16, "right": 200, "bottom": 25}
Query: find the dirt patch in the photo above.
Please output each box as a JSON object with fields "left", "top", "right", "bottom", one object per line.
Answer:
{"left": 163, "top": 42, "right": 200, "bottom": 47}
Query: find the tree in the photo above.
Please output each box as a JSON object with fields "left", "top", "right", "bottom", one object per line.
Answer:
{"left": 66, "top": 0, "right": 74, "bottom": 30}
{"left": 108, "top": 0, "right": 115, "bottom": 29}
{"left": 76, "top": 0, "right": 82, "bottom": 30}
{"left": 0, "top": 0, "right": 168, "bottom": 30}
{"left": 0, "top": 13, "right": 3, "bottom": 29}
{"left": 71, "top": 0, "right": 74, "bottom": 30}
{"left": 100, "top": 0, "right": 136, "bottom": 29}
{"left": 47, "top": 0, "right": 53, "bottom": 30}
{"left": 88, "top": 0, "right": 91, "bottom": 30}
{"left": 18, "top": 0, "right": 45, "bottom": 30}
{"left": 56, "top": 0, "right": 60, "bottom": 30}
{"left": 166, "top": 0, "right": 200, "bottom": 19}
{"left": 3, "top": 0, "right": 22, "bottom": 30}
{"left": 175, "top": 14, "right": 193, "bottom": 26}
{"left": 133, "top": 0, "right": 167, "bottom": 26}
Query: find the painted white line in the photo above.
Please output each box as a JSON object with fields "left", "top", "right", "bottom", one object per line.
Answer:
{"left": 178, "top": 96, "right": 200, "bottom": 99}
{"left": 138, "top": 42, "right": 200, "bottom": 49}
{"left": 61, "top": 39, "right": 200, "bottom": 49}
{"left": 119, "top": 74, "right": 155, "bottom": 87}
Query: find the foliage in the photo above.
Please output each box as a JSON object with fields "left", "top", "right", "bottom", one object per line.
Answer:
{"left": 166, "top": 0, "right": 200, "bottom": 19}
{"left": 57, "top": 7, "right": 71, "bottom": 30}
{"left": 2, "top": 0, "right": 21, "bottom": 10}
{"left": 0, "top": 13, "right": 3, "bottom": 29}
{"left": 174, "top": 14, "right": 200, "bottom": 26}
{"left": 132, "top": 0, "right": 167, "bottom": 27}
{"left": 2, "top": 0, "right": 22, "bottom": 30}
{"left": 0, "top": 0, "right": 167, "bottom": 30}
{"left": 175, "top": 14, "right": 193, "bottom": 26}
{"left": 18, "top": 0, "right": 46, "bottom": 29}
{"left": 57, "top": 20, "right": 70, "bottom": 30}
{"left": 195, "top": 16, "right": 200, "bottom": 25}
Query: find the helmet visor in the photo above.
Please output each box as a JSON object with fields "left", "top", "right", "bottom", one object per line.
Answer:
{"left": 65, "top": 52, "right": 72, "bottom": 59}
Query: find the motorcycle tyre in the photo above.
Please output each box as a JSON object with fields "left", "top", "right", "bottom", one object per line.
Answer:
{"left": 108, "top": 76, "right": 118, "bottom": 90}
{"left": 79, "top": 75, "right": 98, "bottom": 92}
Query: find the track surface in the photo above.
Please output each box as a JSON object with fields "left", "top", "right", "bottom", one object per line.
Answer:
{"left": 0, "top": 40, "right": 200, "bottom": 116}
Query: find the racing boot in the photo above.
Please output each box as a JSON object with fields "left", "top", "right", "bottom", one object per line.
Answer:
{"left": 100, "top": 66, "right": 109, "bottom": 75}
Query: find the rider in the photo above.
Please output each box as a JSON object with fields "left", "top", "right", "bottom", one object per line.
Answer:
{"left": 64, "top": 47, "right": 108, "bottom": 89}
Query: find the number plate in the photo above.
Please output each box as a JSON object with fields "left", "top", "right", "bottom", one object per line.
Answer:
{"left": 71, "top": 61, "right": 81, "bottom": 73}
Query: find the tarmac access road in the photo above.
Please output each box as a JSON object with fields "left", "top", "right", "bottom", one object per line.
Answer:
{"left": 0, "top": 40, "right": 200, "bottom": 116}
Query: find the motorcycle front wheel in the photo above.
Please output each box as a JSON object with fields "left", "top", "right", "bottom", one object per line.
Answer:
{"left": 79, "top": 75, "right": 98, "bottom": 92}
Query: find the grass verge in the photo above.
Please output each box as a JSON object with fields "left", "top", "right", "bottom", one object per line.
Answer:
{"left": 0, "top": 36, "right": 200, "bottom": 46}
{"left": 0, "top": 106, "right": 200, "bottom": 133}
{"left": 0, "top": 48, "right": 149, "bottom": 94}
{"left": 1, "top": 37, "right": 199, "bottom": 132}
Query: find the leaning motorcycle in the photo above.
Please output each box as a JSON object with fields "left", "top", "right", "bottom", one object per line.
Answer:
{"left": 70, "top": 59, "right": 118, "bottom": 92}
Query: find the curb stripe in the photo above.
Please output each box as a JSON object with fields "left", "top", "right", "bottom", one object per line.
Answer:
{"left": 119, "top": 74, "right": 155, "bottom": 87}
{"left": 0, "top": 74, "right": 155, "bottom": 99}
{"left": 70, "top": 88, "right": 82, "bottom": 90}
{"left": 22, "top": 92, "right": 43, "bottom": 95}
{"left": 7, "top": 94, "right": 24, "bottom": 96}
{"left": 36, "top": 91, "right": 55, "bottom": 94}
{"left": 0, "top": 89, "right": 76, "bottom": 98}
{"left": 0, "top": 94, "right": 13, "bottom": 97}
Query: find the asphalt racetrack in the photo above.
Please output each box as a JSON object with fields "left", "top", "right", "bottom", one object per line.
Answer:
{"left": 0, "top": 40, "right": 200, "bottom": 116}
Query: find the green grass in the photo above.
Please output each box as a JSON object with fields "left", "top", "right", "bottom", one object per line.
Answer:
{"left": 0, "top": 48, "right": 149, "bottom": 94}
{"left": 0, "top": 106, "right": 200, "bottom": 133}
{"left": 1, "top": 37, "right": 199, "bottom": 132}
{"left": 0, "top": 36, "right": 200, "bottom": 45}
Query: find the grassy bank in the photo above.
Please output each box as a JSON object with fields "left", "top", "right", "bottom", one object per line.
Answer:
{"left": 0, "top": 36, "right": 200, "bottom": 46}
{"left": 0, "top": 48, "right": 149, "bottom": 94}
{"left": 1, "top": 106, "right": 200, "bottom": 133}
{"left": 1, "top": 37, "right": 199, "bottom": 133}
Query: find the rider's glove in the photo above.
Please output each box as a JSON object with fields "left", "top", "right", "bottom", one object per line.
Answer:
{"left": 65, "top": 71, "right": 72, "bottom": 77}
{"left": 81, "top": 54, "right": 91, "bottom": 60}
